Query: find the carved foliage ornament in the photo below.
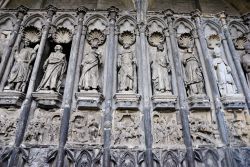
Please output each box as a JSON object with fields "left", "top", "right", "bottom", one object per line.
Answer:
{"left": 207, "top": 34, "right": 221, "bottom": 49}
{"left": 148, "top": 31, "right": 165, "bottom": 47}
{"left": 178, "top": 33, "right": 194, "bottom": 49}
{"left": 118, "top": 30, "right": 136, "bottom": 48}
{"left": 52, "top": 27, "right": 73, "bottom": 44}
{"left": 23, "top": 26, "right": 41, "bottom": 43}
{"left": 234, "top": 36, "right": 247, "bottom": 50}
{"left": 87, "top": 29, "right": 106, "bottom": 49}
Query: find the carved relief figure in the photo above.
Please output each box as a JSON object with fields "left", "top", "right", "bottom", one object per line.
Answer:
{"left": 182, "top": 47, "right": 205, "bottom": 96}
{"left": 71, "top": 115, "right": 88, "bottom": 143}
{"left": 212, "top": 46, "right": 237, "bottom": 96}
{"left": 242, "top": 41, "right": 250, "bottom": 86}
{"left": 0, "top": 31, "right": 9, "bottom": 62}
{"left": 151, "top": 44, "right": 172, "bottom": 94}
{"left": 88, "top": 117, "right": 100, "bottom": 143}
{"left": 25, "top": 119, "right": 45, "bottom": 143}
{"left": 48, "top": 114, "right": 61, "bottom": 142}
{"left": 5, "top": 41, "right": 39, "bottom": 92}
{"left": 37, "top": 45, "right": 67, "bottom": 92}
{"left": 79, "top": 49, "right": 102, "bottom": 92}
{"left": 118, "top": 46, "right": 136, "bottom": 92}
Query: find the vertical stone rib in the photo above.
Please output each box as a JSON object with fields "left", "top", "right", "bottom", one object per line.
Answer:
{"left": 56, "top": 6, "right": 87, "bottom": 167}
{"left": 103, "top": 6, "right": 118, "bottom": 167}
{"left": 191, "top": 10, "right": 233, "bottom": 167}
{"left": 219, "top": 12, "right": 250, "bottom": 109}
{"left": 163, "top": 9, "right": 195, "bottom": 167}
{"left": 0, "top": 5, "right": 28, "bottom": 82}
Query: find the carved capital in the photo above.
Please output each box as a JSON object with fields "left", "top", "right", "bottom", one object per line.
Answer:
{"left": 191, "top": 9, "right": 201, "bottom": 19}
{"left": 46, "top": 5, "right": 57, "bottom": 18}
{"left": 242, "top": 12, "right": 250, "bottom": 26}
{"left": 16, "top": 5, "right": 29, "bottom": 19}
{"left": 217, "top": 11, "right": 228, "bottom": 26}
{"left": 77, "top": 6, "right": 88, "bottom": 15}
{"left": 163, "top": 9, "right": 174, "bottom": 17}
{"left": 108, "top": 6, "right": 119, "bottom": 21}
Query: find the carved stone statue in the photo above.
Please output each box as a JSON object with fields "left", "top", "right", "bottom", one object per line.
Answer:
{"left": 79, "top": 49, "right": 102, "bottom": 92}
{"left": 37, "top": 45, "right": 67, "bottom": 92}
{"left": 182, "top": 47, "right": 205, "bottom": 96}
{"left": 5, "top": 41, "right": 39, "bottom": 92}
{"left": 71, "top": 115, "right": 88, "bottom": 143}
{"left": 117, "top": 45, "right": 136, "bottom": 92}
{"left": 151, "top": 44, "right": 172, "bottom": 94}
{"left": 48, "top": 115, "right": 60, "bottom": 142}
{"left": 0, "top": 32, "right": 8, "bottom": 62}
{"left": 88, "top": 117, "right": 100, "bottom": 143}
{"left": 212, "top": 46, "right": 237, "bottom": 96}
{"left": 242, "top": 41, "right": 250, "bottom": 86}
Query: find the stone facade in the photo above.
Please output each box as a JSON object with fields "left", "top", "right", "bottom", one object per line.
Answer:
{"left": 0, "top": 1, "right": 249, "bottom": 167}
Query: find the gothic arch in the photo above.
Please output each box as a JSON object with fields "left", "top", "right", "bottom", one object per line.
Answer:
{"left": 0, "top": 13, "right": 16, "bottom": 29}
{"left": 228, "top": 21, "right": 248, "bottom": 39}
{"left": 53, "top": 14, "right": 76, "bottom": 31}
{"left": 84, "top": 14, "right": 108, "bottom": 31}
{"left": 119, "top": 152, "right": 136, "bottom": 167}
{"left": 75, "top": 150, "right": 92, "bottom": 167}
{"left": 174, "top": 17, "right": 195, "bottom": 33}
{"left": 203, "top": 20, "right": 222, "bottom": 38}
{"left": 162, "top": 151, "right": 179, "bottom": 167}
{"left": 204, "top": 149, "right": 219, "bottom": 167}
{"left": 147, "top": 16, "right": 166, "bottom": 29}
{"left": 23, "top": 14, "right": 46, "bottom": 29}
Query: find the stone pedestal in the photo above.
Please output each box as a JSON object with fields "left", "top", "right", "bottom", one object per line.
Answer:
{"left": 114, "top": 93, "right": 141, "bottom": 110}
{"left": 0, "top": 91, "right": 25, "bottom": 107}
{"left": 76, "top": 91, "right": 104, "bottom": 109}
{"left": 152, "top": 94, "right": 177, "bottom": 110}
{"left": 188, "top": 94, "right": 210, "bottom": 111}
{"left": 221, "top": 94, "right": 246, "bottom": 110}
{"left": 32, "top": 91, "right": 62, "bottom": 109}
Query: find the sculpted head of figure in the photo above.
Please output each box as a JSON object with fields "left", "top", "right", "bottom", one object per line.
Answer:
{"left": 213, "top": 46, "right": 222, "bottom": 58}
{"left": 24, "top": 41, "right": 30, "bottom": 47}
{"left": 244, "top": 41, "right": 250, "bottom": 54}
{"left": 54, "top": 45, "right": 63, "bottom": 52}
{"left": 123, "top": 43, "right": 131, "bottom": 49}
{"left": 157, "top": 44, "right": 164, "bottom": 52}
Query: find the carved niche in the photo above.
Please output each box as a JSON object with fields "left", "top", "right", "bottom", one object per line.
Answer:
{"left": 32, "top": 22, "right": 73, "bottom": 109}
{"left": 152, "top": 112, "right": 183, "bottom": 148}
{"left": 112, "top": 110, "right": 142, "bottom": 148}
{"left": 206, "top": 31, "right": 245, "bottom": 109}
{"left": 67, "top": 111, "right": 102, "bottom": 145}
{"left": 76, "top": 18, "right": 107, "bottom": 110}
{"left": 229, "top": 23, "right": 248, "bottom": 50}
{"left": 147, "top": 20, "right": 177, "bottom": 110}
{"left": 24, "top": 109, "right": 62, "bottom": 145}
{"left": 75, "top": 149, "right": 102, "bottom": 167}
{"left": 114, "top": 18, "right": 140, "bottom": 110}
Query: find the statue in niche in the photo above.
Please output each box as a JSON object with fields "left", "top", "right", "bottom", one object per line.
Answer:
{"left": 37, "top": 45, "right": 67, "bottom": 92}
{"left": 0, "top": 32, "right": 9, "bottom": 62}
{"left": 178, "top": 33, "right": 205, "bottom": 96}
{"left": 117, "top": 44, "right": 137, "bottom": 93}
{"left": 79, "top": 49, "right": 102, "bottom": 92}
{"left": 4, "top": 41, "right": 39, "bottom": 92}
{"left": 212, "top": 46, "right": 237, "bottom": 96}
{"left": 151, "top": 44, "right": 172, "bottom": 94}
{"left": 242, "top": 41, "right": 250, "bottom": 86}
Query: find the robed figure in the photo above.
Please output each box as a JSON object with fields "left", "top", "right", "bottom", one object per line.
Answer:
{"left": 79, "top": 49, "right": 102, "bottom": 92}
{"left": 212, "top": 46, "right": 237, "bottom": 96}
{"left": 117, "top": 49, "right": 137, "bottom": 92}
{"left": 182, "top": 48, "right": 205, "bottom": 96}
{"left": 37, "top": 45, "right": 67, "bottom": 92}
{"left": 242, "top": 41, "right": 250, "bottom": 86}
{"left": 151, "top": 45, "right": 172, "bottom": 94}
{"left": 5, "top": 41, "right": 39, "bottom": 92}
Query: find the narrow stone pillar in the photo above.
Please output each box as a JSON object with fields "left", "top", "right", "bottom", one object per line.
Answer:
{"left": 219, "top": 12, "right": 250, "bottom": 109}
{"left": 56, "top": 6, "right": 87, "bottom": 167}
{"left": 137, "top": 21, "right": 154, "bottom": 167}
{"left": 7, "top": 5, "right": 57, "bottom": 167}
{"left": 0, "top": 5, "right": 28, "bottom": 81}
{"left": 191, "top": 10, "right": 233, "bottom": 167}
{"left": 102, "top": 6, "right": 118, "bottom": 167}
{"left": 163, "top": 9, "right": 195, "bottom": 167}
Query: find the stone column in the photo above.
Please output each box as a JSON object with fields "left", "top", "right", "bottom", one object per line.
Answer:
{"left": 219, "top": 12, "right": 250, "bottom": 109}
{"left": 191, "top": 10, "right": 233, "bottom": 167}
{"left": 163, "top": 9, "right": 195, "bottom": 167}
{"left": 56, "top": 6, "right": 87, "bottom": 167}
{"left": 137, "top": 21, "right": 154, "bottom": 167}
{"left": 0, "top": 5, "right": 28, "bottom": 81}
{"left": 102, "top": 6, "right": 118, "bottom": 167}
{"left": 7, "top": 5, "right": 57, "bottom": 167}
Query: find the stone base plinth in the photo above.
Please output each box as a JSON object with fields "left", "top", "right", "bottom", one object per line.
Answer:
{"left": 188, "top": 94, "right": 210, "bottom": 111}
{"left": 76, "top": 92, "right": 104, "bottom": 109}
{"left": 114, "top": 93, "right": 141, "bottom": 110}
{"left": 221, "top": 94, "right": 245, "bottom": 110}
{"left": 152, "top": 94, "right": 177, "bottom": 110}
{"left": 0, "top": 91, "right": 25, "bottom": 107}
{"left": 32, "top": 91, "right": 62, "bottom": 109}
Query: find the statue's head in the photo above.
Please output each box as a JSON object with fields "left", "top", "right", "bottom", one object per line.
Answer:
{"left": 157, "top": 44, "right": 164, "bottom": 52}
{"left": 54, "top": 45, "right": 63, "bottom": 52}
{"left": 244, "top": 41, "right": 250, "bottom": 54}
{"left": 213, "top": 46, "right": 222, "bottom": 58}
{"left": 24, "top": 41, "right": 30, "bottom": 47}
